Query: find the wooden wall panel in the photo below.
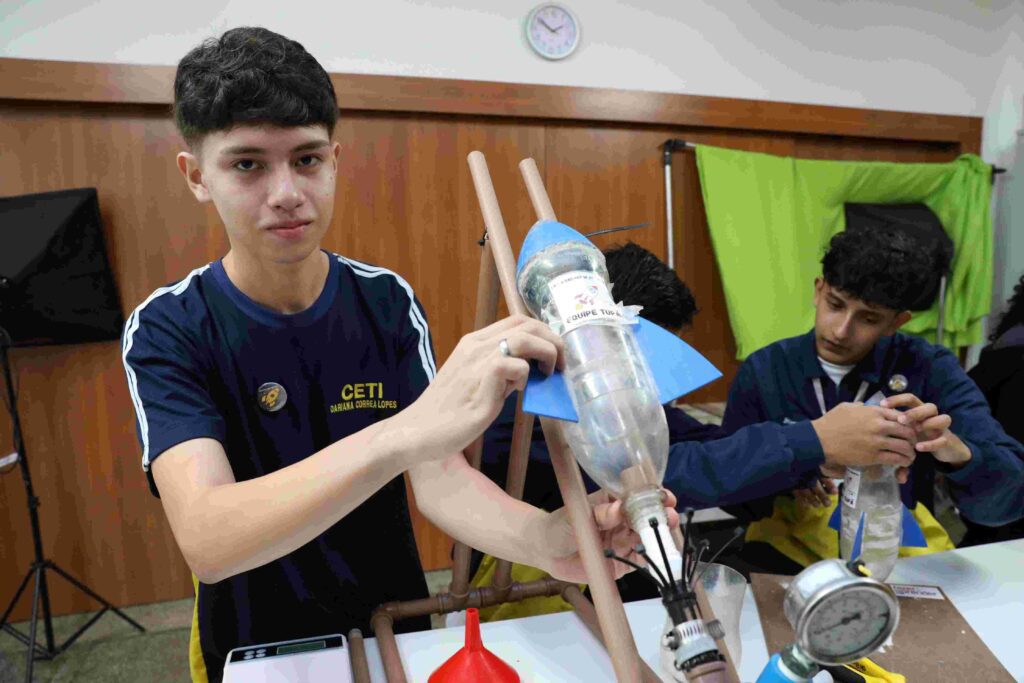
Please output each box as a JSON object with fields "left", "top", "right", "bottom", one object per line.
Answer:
{"left": 0, "top": 60, "right": 983, "bottom": 621}
{"left": 793, "top": 136, "right": 961, "bottom": 162}
{"left": 328, "top": 114, "right": 547, "bottom": 571}
{"left": 0, "top": 104, "right": 201, "bottom": 619}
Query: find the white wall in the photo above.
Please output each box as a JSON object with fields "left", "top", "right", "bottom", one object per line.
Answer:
{"left": 3, "top": 0, "right": 1022, "bottom": 332}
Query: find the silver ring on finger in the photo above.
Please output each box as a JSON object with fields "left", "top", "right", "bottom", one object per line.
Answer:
{"left": 499, "top": 337, "right": 513, "bottom": 358}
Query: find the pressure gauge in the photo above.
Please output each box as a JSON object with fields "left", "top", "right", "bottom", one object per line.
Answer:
{"left": 783, "top": 558, "right": 899, "bottom": 666}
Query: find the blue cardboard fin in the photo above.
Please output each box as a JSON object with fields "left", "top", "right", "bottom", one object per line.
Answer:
{"left": 634, "top": 318, "right": 722, "bottom": 405}
{"left": 900, "top": 504, "right": 928, "bottom": 548}
{"left": 521, "top": 317, "right": 722, "bottom": 421}
{"left": 830, "top": 502, "right": 929, "bottom": 550}
{"left": 851, "top": 511, "right": 866, "bottom": 560}
{"left": 523, "top": 365, "right": 577, "bottom": 422}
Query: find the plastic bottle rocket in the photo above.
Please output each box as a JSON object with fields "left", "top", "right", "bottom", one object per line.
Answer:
{"left": 428, "top": 608, "right": 519, "bottom": 683}
{"left": 515, "top": 220, "right": 721, "bottom": 582}
{"left": 838, "top": 463, "right": 902, "bottom": 579}
{"left": 831, "top": 396, "right": 927, "bottom": 580}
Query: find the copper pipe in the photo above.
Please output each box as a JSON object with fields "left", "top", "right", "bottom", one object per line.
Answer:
{"left": 466, "top": 150, "right": 539, "bottom": 602}
{"left": 467, "top": 152, "right": 529, "bottom": 318}
{"left": 492, "top": 394, "right": 537, "bottom": 593}
{"left": 517, "top": 155, "right": 644, "bottom": 683}
{"left": 371, "top": 578, "right": 573, "bottom": 681}
{"left": 692, "top": 580, "right": 741, "bottom": 683}
{"left": 473, "top": 237, "right": 502, "bottom": 333}
{"left": 541, "top": 421, "right": 643, "bottom": 682}
{"left": 347, "top": 629, "right": 372, "bottom": 683}
{"left": 561, "top": 585, "right": 604, "bottom": 642}
{"left": 562, "top": 586, "right": 663, "bottom": 683}
{"left": 449, "top": 237, "right": 503, "bottom": 602}
{"left": 372, "top": 577, "right": 571, "bottom": 624}
{"left": 467, "top": 151, "right": 645, "bottom": 681}
{"left": 371, "top": 610, "right": 407, "bottom": 683}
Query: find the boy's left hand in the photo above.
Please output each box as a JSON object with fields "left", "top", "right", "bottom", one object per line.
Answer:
{"left": 543, "top": 489, "right": 680, "bottom": 583}
{"left": 881, "top": 393, "right": 972, "bottom": 467}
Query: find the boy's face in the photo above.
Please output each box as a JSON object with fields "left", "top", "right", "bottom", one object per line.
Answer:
{"left": 813, "top": 278, "right": 911, "bottom": 365}
{"left": 177, "top": 124, "right": 340, "bottom": 267}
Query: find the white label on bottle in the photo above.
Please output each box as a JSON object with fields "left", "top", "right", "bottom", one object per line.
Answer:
{"left": 889, "top": 584, "right": 945, "bottom": 600}
{"left": 843, "top": 468, "right": 861, "bottom": 508}
{"left": 548, "top": 271, "right": 626, "bottom": 334}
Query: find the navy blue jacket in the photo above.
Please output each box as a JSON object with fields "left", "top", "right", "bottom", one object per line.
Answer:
{"left": 481, "top": 391, "right": 827, "bottom": 512}
{"left": 722, "top": 330, "right": 1024, "bottom": 526}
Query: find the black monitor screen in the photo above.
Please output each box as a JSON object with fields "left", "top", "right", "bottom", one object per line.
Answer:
{"left": 0, "top": 188, "right": 124, "bottom": 347}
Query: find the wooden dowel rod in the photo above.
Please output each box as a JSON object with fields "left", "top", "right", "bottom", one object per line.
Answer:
{"left": 347, "top": 629, "right": 372, "bottom": 683}
{"left": 449, "top": 237, "right": 502, "bottom": 600}
{"left": 492, "top": 393, "right": 536, "bottom": 593}
{"left": 519, "top": 158, "right": 556, "bottom": 221}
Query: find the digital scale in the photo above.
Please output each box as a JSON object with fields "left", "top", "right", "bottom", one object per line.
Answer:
{"left": 222, "top": 633, "right": 351, "bottom": 683}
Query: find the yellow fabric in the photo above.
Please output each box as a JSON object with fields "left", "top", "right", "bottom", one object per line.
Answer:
{"left": 189, "top": 574, "right": 209, "bottom": 683}
{"left": 469, "top": 554, "right": 577, "bottom": 622}
{"left": 745, "top": 495, "right": 953, "bottom": 567}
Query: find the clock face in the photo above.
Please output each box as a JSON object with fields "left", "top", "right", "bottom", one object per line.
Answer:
{"left": 526, "top": 4, "right": 580, "bottom": 60}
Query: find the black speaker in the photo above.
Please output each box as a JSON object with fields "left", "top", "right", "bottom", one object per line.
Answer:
{"left": 0, "top": 188, "right": 124, "bottom": 346}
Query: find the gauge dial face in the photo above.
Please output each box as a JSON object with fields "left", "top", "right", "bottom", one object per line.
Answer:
{"left": 804, "top": 587, "right": 893, "bottom": 659}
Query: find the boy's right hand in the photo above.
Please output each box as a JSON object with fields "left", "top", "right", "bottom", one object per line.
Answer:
{"left": 390, "top": 314, "right": 564, "bottom": 465}
{"left": 811, "top": 402, "right": 917, "bottom": 470}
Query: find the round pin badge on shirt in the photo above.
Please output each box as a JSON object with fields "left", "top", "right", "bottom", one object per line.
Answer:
{"left": 257, "top": 382, "right": 288, "bottom": 413}
{"left": 888, "top": 374, "right": 908, "bottom": 393}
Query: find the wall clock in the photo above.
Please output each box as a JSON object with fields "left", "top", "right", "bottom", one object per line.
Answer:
{"left": 525, "top": 4, "right": 580, "bottom": 60}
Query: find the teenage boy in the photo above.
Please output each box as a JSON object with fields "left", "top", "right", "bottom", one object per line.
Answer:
{"left": 722, "top": 226, "right": 1024, "bottom": 572}
{"left": 122, "top": 27, "right": 674, "bottom": 682}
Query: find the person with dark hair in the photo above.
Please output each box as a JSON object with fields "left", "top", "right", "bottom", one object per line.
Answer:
{"left": 722, "top": 226, "right": 1024, "bottom": 573}
{"left": 602, "top": 242, "right": 699, "bottom": 331}
{"left": 962, "top": 273, "right": 1024, "bottom": 544}
{"left": 122, "top": 28, "right": 677, "bottom": 683}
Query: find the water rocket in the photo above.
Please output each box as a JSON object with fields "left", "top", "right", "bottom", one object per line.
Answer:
{"left": 828, "top": 504, "right": 928, "bottom": 554}
{"left": 516, "top": 220, "right": 722, "bottom": 422}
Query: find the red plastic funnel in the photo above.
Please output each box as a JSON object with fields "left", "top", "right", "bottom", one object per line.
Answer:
{"left": 428, "top": 608, "right": 520, "bottom": 683}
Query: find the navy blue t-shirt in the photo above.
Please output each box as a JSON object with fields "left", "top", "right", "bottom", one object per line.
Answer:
{"left": 122, "top": 252, "right": 435, "bottom": 682}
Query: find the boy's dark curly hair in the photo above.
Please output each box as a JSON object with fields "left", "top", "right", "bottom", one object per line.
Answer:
{"left": 173, "top": 27, "right": 338, "bottom": 147}
{"left": 604, "top": 242, "right": 698, "bottom": 332}
{"left": 821, "top": 226, "right": 942, "bottom": 311}
{"left": 992, "top": 274, "right": 1024, "bottom": 341}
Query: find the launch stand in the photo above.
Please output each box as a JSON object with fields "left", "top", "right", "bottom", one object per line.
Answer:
{"left": 346, "top": 153, "right": 739, "bottom": 683}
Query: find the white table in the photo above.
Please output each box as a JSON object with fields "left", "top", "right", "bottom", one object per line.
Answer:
{"left": 361, "top": 540, "right": 1024, "bottom": 682}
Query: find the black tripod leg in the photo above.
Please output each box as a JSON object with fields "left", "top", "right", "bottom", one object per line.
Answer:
{"left": 36, "top": 565, "right": 56, "bottom": 656}
{"left": 0, "top": 566, "right": 35, "bottom": 628}
{"left": 25, "top": 565, "right": 42, "bottom": 683}
{"left": 48, "top": 563, "right": 146, "bottom": 633}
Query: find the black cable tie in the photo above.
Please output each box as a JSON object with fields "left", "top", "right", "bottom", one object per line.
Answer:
{"left": 649, "top": 517, "right": 677, "bottom": 588}
{"left": 604, "top": 549, "right": 665, "bottom": 590}
{"left": 693, "top": 527, "right": 746, "bottom": 589}
{"left": 637, "top": 546, "right": 670, "bottom": 588}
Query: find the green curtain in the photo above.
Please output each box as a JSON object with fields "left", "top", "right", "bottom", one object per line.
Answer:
{"left": 695, "top": 146, "right": 992, "bottom": 359}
